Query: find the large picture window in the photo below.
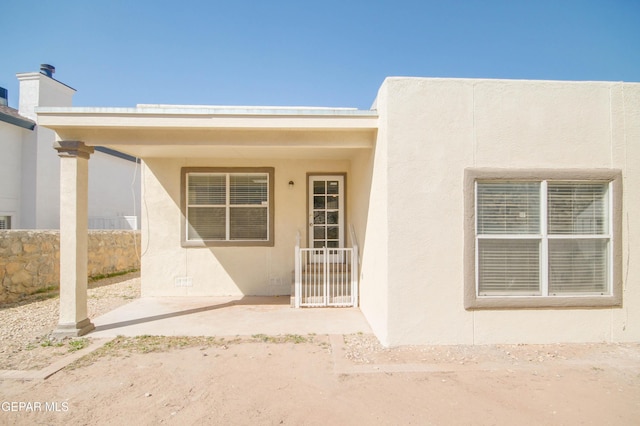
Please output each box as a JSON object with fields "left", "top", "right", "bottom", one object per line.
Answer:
{"left": 464, "top": 169, "right": 622, "bottom": 309}
{"left": 182, "top": 168, "right": 274, "bottom": 247}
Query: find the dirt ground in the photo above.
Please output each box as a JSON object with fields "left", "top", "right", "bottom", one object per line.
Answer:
{"left": 1, "top": 276, "right": 639, "bottom": 424}
{"left": 1, "top": 334, "right": 639, "bottom": 425}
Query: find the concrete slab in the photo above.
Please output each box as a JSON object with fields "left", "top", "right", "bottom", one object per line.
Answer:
{"left": 89, "top": 296, "right": 372, "bottom": 338}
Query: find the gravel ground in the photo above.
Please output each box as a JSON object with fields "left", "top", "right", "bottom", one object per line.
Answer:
{"left": 0, "top": 272, "right": 140, "bottom": 371}
{"left": 343, "top": 331, "right": 640, "bottom": 370}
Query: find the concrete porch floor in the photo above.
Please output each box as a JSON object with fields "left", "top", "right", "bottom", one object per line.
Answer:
{"left": 88, "top": 296, "right": 372, "bottom": 338}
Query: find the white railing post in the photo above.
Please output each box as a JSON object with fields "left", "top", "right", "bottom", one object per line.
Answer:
{"left": 349, "top": 224, "right": 359, "bottom": 308}
{"left": 352, "top": 244, "right": 359, "bottom": 307}
{"left": 294, "top": 231, "right": 301, "bottom": 308}
{"left": 323, "top": 246, "right": 328, "bottom": 307}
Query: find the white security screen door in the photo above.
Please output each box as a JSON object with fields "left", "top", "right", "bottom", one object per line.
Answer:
{"left": 309, "top": 175, "right": 345, "bottom": 252}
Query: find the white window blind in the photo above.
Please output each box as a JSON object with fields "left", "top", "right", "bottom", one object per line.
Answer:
{"left": 0, "top": 216, "right": 9, "bottom": 230}
{"left": 548, "top": 183, "right": 607, "bottom": 235}
{"left": 477, "top": 182, "right": 540, "bottom": 234}
{"left": 547, "top": 182, "right": 609, "bottom": 294}
{"left": 476, "top": 181, "right": 610, "bottom": 297}
{"left": 187, "top": 172, "right": 269, "bottom": 241}
{"left": 189, "top": 174, "right": 225, "bottom": 205}
{"left": 478, "top": 239, "right": 540, "bottom": 295}
{"left": 548, "top": 239, "right": 608, "bottom": 294}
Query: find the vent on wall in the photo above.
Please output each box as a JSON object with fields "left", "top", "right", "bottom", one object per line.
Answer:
{"left": 0, "top": 216, "right": 11, "bottom": 230}
{"left": 175, "top": 277, "right": 193, "bottom": 287}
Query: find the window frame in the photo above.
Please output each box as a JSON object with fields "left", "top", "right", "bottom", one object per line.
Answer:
{"left": 464, "top": 168, "right": 622, "bottom": 310}
{"left": 181, "top": 167, "right": 275, "bottom": 247}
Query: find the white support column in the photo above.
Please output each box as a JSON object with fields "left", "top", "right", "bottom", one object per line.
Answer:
{"left": 52, "top": 141, "right": 95, "bottom": 338}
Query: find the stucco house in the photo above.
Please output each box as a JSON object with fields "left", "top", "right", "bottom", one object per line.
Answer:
{"left": 0, "top": 65, "right": 140, "bottom": 230}
{"left": 38, "top": 77, "right": 639, "bottom": 347}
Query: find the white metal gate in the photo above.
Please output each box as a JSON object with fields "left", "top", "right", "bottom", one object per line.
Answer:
{"left": 295, "top": 247, "right": 357, "bottom": 307}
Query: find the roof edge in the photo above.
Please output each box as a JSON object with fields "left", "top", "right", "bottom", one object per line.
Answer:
{"left": 380, "top": 76, "right": 638, "bottom": 85}
{"left": 0, "top": 108, "right": 36, "bottom": 130}
{"left": 36, "top": 106, "right": 378, "bottom": 118}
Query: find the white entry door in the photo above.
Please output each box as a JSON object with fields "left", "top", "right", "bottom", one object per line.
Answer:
{"left": 309, "top": 175, "right": 345, "bottom": 253}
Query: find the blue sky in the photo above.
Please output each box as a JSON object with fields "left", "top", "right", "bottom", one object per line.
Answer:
{"left": 1, "top": 0, "right": 638, "bottom": 110}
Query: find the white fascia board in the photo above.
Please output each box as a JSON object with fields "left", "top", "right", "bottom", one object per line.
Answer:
{"left": 36, "top": 106, "right": 378, "bottom": 130}
{"left": 134, "top": 104, "right": 372, "bottom": 114}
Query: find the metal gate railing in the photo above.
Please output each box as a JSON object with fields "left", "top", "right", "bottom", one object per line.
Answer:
{"left": 294, "top": 231, "right": 359, "bottom": 308}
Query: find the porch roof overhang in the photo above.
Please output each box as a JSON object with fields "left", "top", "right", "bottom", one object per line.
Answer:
{"left": 36, "top": 105, "right": 378, "bottom": 159}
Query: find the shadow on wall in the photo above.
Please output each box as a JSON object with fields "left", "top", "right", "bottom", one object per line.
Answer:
{"left": 143, "top": 151, "right": 375, "bottom": 297}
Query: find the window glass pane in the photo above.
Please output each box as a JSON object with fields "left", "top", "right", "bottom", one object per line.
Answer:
{"left": 229, "top": 207, "right": 267, "bottom": 240}
{"left": 327, "top": 196, "right": 339, "bottom": 209}
{"left": 326, "top": 211, "right": 339, "bottom": 224}
{"left": 327, "top": 181, "right": 339, "bottom": 194}
{"left": 189, "top": 175, "right": 225, "bottom": 205}
{"left": 327, "top": 226, "right": 339, "bottom": 240}
{"left": 188, "top": 207, "right": 225, "bottom": 240}
{"left": 548, "top": 183, "right": 608, "bottom": 235}
{"left": 314, "top": 196, "right": 325, "bottom": 209}
{"left": 549, "top": 239, "right": 608, "bottom": 294}
{"left": 230, "top": 174, "right": 268, "bottom": 205}
{"left": 478, "top": 239, "right": 540, "bottom": 295}
{"left": 314, "top": 226, "right": 325, "bottom": 239}
{"left": 314, "top": 212, "right": 326, "bottom": 224}
{"left": 313, "top": 181, "right": 325, "bottom": 194}
{"left": 327, "top": 241, "right": 339, "bottom": 248}
{"left": 477, "top": 182, "right": 540, "bottom": 234}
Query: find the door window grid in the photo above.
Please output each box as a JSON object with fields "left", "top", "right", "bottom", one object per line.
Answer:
{"left": 311, "top": 178, "right": 343, "bottom": 249}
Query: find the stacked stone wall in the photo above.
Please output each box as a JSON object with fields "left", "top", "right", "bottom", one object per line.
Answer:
{"left": 0, "top": 230, "right": 140, "bottom": 303}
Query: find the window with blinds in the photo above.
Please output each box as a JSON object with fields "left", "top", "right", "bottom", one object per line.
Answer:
{"left": 476, "top": 180, "right": 610, "bottom": 297}
{"left": 547, "top": 182, "right": 609, "bottom": 295}
{"left": 186, "top": 171, "right": 270, "bottom": 243}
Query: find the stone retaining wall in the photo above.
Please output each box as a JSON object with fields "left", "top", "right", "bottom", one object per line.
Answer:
{"left": 0, "top": 230, "right": 140, "bottom": 303}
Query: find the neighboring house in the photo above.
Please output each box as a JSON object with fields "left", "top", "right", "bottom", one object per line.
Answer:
{"left": 0, "top": 88, "right": 35, "bottom": 229}
{"left": 0, "top": 65, "right": 140, "bottom": 230}
{"left": 38, "top": 77, "right": 639, "bottom": 347}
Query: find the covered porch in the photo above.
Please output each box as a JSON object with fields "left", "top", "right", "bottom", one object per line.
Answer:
{"left": 37, "top": 105, "right": 377, "bottom": 337}
{"left": 90, "top": 296, "right": 371, "bottom": 338}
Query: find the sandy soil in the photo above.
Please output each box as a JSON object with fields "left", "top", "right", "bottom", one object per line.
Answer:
{"left": 1, "top": 334, "right": 639, "bottom": 425}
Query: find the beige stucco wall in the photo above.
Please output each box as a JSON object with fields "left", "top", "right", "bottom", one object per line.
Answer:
{"left": 367, "top": 77, "right": 640, "bottom": 346}
{"left": 352, "top": 85, "right": 390, "bottom": 344}
{"left": 141, "top": 157, "right": 355, "bottom": 297}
